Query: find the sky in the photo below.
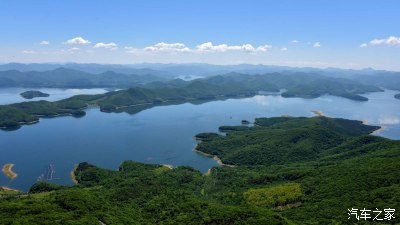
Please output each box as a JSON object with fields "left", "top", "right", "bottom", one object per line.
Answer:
{"left": 0, "top": 0, "right": 399, "bottom": 70}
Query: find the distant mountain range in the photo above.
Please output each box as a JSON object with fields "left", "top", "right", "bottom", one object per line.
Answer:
{"left": 0, "top": 62, "right": 397, "bottom": 76}
{"left": 0, "top": 63, "right": 399, "bottom": 91}
{"left": 0, "top": 68, "right": 166, "bottom": 88}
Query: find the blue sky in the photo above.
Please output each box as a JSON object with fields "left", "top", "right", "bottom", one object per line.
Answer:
{"left": 0, "top": 0, "right": 399, "bottom": 70}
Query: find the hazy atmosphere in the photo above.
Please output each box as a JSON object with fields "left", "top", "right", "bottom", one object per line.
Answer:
{"left": 1, "top": 0, "right": 399, "bottom": 70}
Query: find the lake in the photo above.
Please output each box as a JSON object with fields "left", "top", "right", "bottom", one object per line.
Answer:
{"left": 0, "top": 87, "right": 109, "bottom": 105}
{"left": 1, "top": 89, "right": 399, "bottom": 191}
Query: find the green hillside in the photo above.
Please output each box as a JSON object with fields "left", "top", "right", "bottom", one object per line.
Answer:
{"left": 0, "top": 117, "right": 399, "bottom": 224}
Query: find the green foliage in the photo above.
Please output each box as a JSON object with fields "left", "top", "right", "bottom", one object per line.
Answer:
{"left": 279, "top": 76, "right": 380, "bottom": 101}
{"left": 20, "top": 90, "right": 50, "bottom": 99}
{"left": 29, "top": 182, "right": 64, "bottom": 193}
{"left": 0, "top": 117, "right": 399, "bottom": 224}
{"left": 0, "top": 106, "right": 37, "bottom": 129}
{"left": 219, "top": 125, "right": 250, "bottom": 132}
{"left": 241, "top": 120, "right": 250, "bottom": 124}
{"left": 197, "top": 116, "right": 380, "bottom": 166}
{"left": 244, "top": 183, "right": 303, "bottom": 207}
{"left": 194, "top": 132, "right": 220, "bottom": 141}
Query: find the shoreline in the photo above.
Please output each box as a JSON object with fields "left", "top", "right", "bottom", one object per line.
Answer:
{"left": 212, "top": 155, "right": 234, "bottom": 167}
{"left": 70, "top": 165, "right": 78, "bottom": 184}
{"left": 371, "top": 126, "right": 385, "bottom": 135}
{"left": 311, "top": 110, "right": 325, "bottom": 117}
{"left": 193, "top": 143, "right": 235, "bottom": 168}
{"left": 1, "top": 186, "right": 20, "bottom": 192}
{"left": 162, "top": 164, "right": 174, "bottom": 169}
{"left": 2, "top": 164, "right": 17, "bottom": 179}
{"left": 362, "top": 120, "right": 385, "bottom": 135}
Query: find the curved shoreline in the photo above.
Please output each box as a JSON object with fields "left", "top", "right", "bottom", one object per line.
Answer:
{"left": 371, "top": 126, "right": 385, "bottom": 135}
{"left": 70, "top": 165, "right": 78, "bottom": 184}
{"left": 362, "top": 120, "right": 385, "bottom": 135}
{"left": 193, "top": 143, "right": 235, "bottom": 168}
{"left": 2, "top": 164, "right": 17, "bottom": 179}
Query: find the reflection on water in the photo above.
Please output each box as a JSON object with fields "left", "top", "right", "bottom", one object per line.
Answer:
{"left": 0, "top": 87, "right": 109, "bottom": 105}
{"left": 0, "top": 89, "right": 399, "bottom": 191}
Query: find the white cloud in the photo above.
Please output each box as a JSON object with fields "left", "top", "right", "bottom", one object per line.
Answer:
{"left": 22, "top": 50, "right": 36, "bottom": 54}
{"left": 369, "top": 36, "right": 400, "bottom": 46}
{"left": 94, "top": 42, "right": 118, "bottom": 50}
{"left": 360, "top": 43, "right": 368, "bottom": 48}
{"left": 143, "top": 42, "right": 190, "bottom": 53}
{"left": 386, "top": 36, "right": 400, "bottom": 45}
{"left": 64, "top": 37, "right": 91, "bottom": 45}
{"left": 370, "top": 39, "right": 385, "bottom": 46}
{"left": 196, "top": 42, "right": 271, "bottom": 53}
{"left": 291, "top": 40, "right": 299, "bottom": 43}
{"left": 124, "top": 46, "right": 139, "bottom": 53}
{"left": 39, "top": 40, "right": 50, "bottom": 45}
{"left": 254, "top": 44, "right": 273, "bottom": 52}
{"left": 313, "top": 42, "right": 321, "bottom": 48}
{"left": 281, "top": 47, "right": 288, "bottom": 51}
{"left": 69, "top": 47, "right": 80, "bottom": 51}
{"left": 125, "top": 42, "right": 272, "bottom": 54}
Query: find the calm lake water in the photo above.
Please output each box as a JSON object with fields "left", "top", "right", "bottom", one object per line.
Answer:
{"left": 1, "top": 89, "right": 399, "bottom": 191}
{"left": 0, "top": 87, "right": 109, "bottom": 105}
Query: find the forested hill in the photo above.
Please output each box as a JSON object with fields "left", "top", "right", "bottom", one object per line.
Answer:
{"left": 0, "top": 116, "right": 398, "bottom": 224}
{"left": 0, "top": 68, "right": 165, "bottom": 88}
{"left": 0, "top": 73, "right": 382, "bottom": 130}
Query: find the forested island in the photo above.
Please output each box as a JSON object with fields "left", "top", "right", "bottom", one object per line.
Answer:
{"left": 395, "top": 93, "right": 400, "bottom": 100}
{"left": 2, "top": 164, "right": 17, "bottom": 179}
{"left": 20, "top": 90, "right": 50, "bottom": 99}
{"left": 241, "top": 119, "right": 250, "bottom": 124}
{"left": 0, "top": 116, "right": 398, "bottom": 224}
{"left": 0, "top": 73, "right": 382, "bottom": 130}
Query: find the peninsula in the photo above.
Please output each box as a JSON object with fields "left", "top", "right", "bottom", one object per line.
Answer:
{"left": 0, "top": 117, "right": 398, "bottom": 224}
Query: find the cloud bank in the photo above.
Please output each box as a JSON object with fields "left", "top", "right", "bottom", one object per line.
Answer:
{"left": 94, "top": 42, "right": 118, "bottom": 50}
{"left": 313, "top": 42, "right": 321, "bottom": 48}
{"left": 64, "top": 37, "right": 91, "bottom": 45}
{"left": 125, "top": 42, "right": 272, "bottom": 54}
{"left": 361, "top": 36, "right": 400, "bottom": 47}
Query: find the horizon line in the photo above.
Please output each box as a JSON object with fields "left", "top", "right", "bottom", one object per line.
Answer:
{"left": 0, "top": 61, "right": 398, "bottom": 73}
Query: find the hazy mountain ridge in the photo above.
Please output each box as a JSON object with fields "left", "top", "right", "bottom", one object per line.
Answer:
{"left": 1, "top": 63, "right": 399, "bottom": 91}
{"left": 0, "top": 67, "right": 166, "bottom": 88}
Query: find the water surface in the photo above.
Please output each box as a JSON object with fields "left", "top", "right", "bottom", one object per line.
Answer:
{"left": 0, "top": 89, "right": 399, "bottom": 191}
{"left": 0, "top": 87, "right": 109, "bottom": 105}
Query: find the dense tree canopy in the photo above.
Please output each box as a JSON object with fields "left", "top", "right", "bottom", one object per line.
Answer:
{"left": 0, "top": 117, "right": 399, "bottom": 224}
